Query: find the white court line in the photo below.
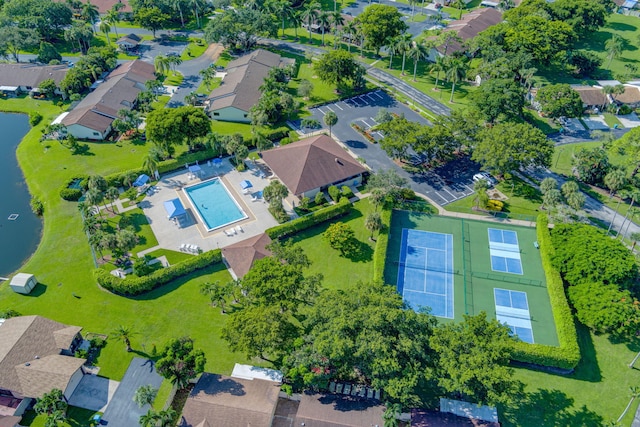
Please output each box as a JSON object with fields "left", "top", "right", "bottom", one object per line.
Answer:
{"left": 333, "top": 103, "right": 343, "bottom": 110}
{"left": 325, "top": 105, "right": 335, "bottom": 112}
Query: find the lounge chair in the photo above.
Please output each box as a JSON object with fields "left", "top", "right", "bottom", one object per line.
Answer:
{"left": 343, "top": 384, "right": 351, "bottom": 395}
{"left": 329, "top": 382, "right": 336, "bottom": 393}
{"left": 235, "top": 225, "right": 243, "bottom": 233}
{"left": 179, "top": 243, "right": 187, "bottom": 251}
{"left": 367, "top": 389, "right": 374, "bottom": 399}
{"left": 336, "top": 384, "right": 343, "bottom": 394}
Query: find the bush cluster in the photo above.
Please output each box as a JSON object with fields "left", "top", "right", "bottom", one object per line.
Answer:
{"left": 30, "top": 197, "right": 44, "bottom": 216}
{"left": 328, "top": 185, "right": 341, "bottom": 202}
{"left": 266, "top": 198, "right": 352, "bottom": 239}
{"left": 94, "top": 250, "right": 222, "bottom": 296}
{"left": 509, "top": 215, "right": 580, "bottom": 370}
{"left": 29, "top": 112, "right": 42, "bottom": 126}
{"left": 372, "top": 207, "right": 392, "bottom": 282}
{"left": 60, "top": 188, "right": 83, "bottom": 201}
{"left": 486, "top": 199, "right": 504, "bottom": 211}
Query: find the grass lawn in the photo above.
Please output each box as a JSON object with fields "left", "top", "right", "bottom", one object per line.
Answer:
{"left": 445, "top": 176, "right": 543, "bottom": 220}
{"left": 20, "top": 406, "right": 98, "bottom": 427}
{"left": 602, "top": 112, "right": 623, "bottom": 128}
{"left": 523, "top": 109, "right": 560, "bottom": 135}
{"left": 288, "top": 199, "right": 375, "bottom": 289}
{"left": 180, "top": 38, "right": 208, "bottom": 61}
{"left": 162, "top": 73, "right": 184, "bottom": 87}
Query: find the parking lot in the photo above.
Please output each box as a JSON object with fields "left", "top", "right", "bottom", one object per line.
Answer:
{"left": 305, "top": 90, "right": 477, "bottom": 205}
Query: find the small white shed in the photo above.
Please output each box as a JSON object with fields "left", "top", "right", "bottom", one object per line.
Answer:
{"left": 10, "top": 273, "right": 37, "bottom": 295}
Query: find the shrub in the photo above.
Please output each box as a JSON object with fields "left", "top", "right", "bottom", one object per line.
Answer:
{"left": 60, "top": 188, "right": 83, "bottom": 201}
{"left": 341, "top": 186, "right": 354, "bottom": 199}
{"left": 328, "top": 185, "right": 340, "bottom": 202}
{"left": 509, "top": 214, "right": 580, "bottom": 370}
{"left": 266, "top": 198, "right": 352, "bottom": 239}
{"left": 133, "top": 255, "right": 154, "bottom": 277}
{"left": 373, "top": 207, "right": 392, "bottom": 281}
{"left": 123, "top": 187, "right": 138, "bottom": 201}
{"left": 94, "top": 250, "right": 222, "bottom": 296}
{"left": 90, "top": 337, "right": 106, "bottom": 349}
{"left": 301, "top": 118, "right": 321, "bottom": 129}
{"left": 30, "top": 197, "right": 44, "bottom": 216}
{"left": 279, "top": 137, "right": 291, "bottom": 145}
{"left": 486, "top": 200, "right": 504, "bottom": 211}
{"left": 618, "top": 105, "right": 633, "bottom": 115}
{"left": 269, "top": 205, "right": 290, "bottom": 223}
{"left": 288, "top": 131, "right": 299, "bottom": 142}
{"left": 29, "top": 112, "right": 42, "bottom": 126}
{"left": 315, "top": 192, "right": 326, "bottom": 205}
{"left": 299, "top": 196, "right": 311, "bottom": 211}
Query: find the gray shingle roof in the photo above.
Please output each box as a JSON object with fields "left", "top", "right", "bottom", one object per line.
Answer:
{"left": 0, "top": 64, "right": 69, "bottom": 88}
{"left": 436, "top": 8, "right": 502, "bottom": 55}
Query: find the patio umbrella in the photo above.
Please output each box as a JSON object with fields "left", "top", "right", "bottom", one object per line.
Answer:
{"left": 240, "top": 180, "right": 253, "bottom": 190}
{"left": 213, "top": 158, "right": 222, "bottom": 167}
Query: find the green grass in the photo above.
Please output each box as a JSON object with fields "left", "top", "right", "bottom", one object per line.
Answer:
{"left": 153, "top": 379, "right": 174, "bottom": 411}
{"left": 445, "top": 176, "right": 543, "bottom": 220}
{"left": 210, "top": 120, "right": 254, "bottom": 137}
{"left": 162, "top": 73, "right": 184, "bottom": 87}
{"left": 180, "top": 38, "right": 208, "bottom": 61}
{"left": 19, "top": 406, "right": 98, "bottom": 427}
{"left": 289, "top": 199, "right": 375, "bottom": 289}
{"left": 602, "top": 112, "right": 623, "bottom": 128}
{"left": 523, "top": 109, "right": 560, "bottom": 135}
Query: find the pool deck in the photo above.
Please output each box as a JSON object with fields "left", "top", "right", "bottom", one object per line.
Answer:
{"left": 139, "top": 158, "right": 283, "bottom": 254}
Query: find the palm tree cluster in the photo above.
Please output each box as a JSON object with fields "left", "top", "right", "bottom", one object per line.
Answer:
{"left": 80, "top": 175, "right": 140, "bottom": 263}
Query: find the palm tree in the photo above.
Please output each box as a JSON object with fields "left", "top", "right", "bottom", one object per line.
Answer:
{"left": 82, "top": 1, "right": 100, "bottom": 33}
{"left": 631, "top": 231, "right": 640, "bottom": 251}
{"left": 191, "top": 0, "right": 204, "bottom": 28}
{"left": 383, "top": 403, "right": 401, "bottom": 427}
{"left": 112, "top": 325, "right": 136, "bottom": 352}
{"left": 269, "top": 0, "right": 292, "bottom": 38}
{"left": 605, "top": 34, "right": 623, "bottom": 69}
{"left": 134, "top": 385, "right": 158, "bottom": 408}
{"left": 200, "top": 281, "right": 229, "bottom": 313}
{"left": 142, "top": 154, "right": 158, "bottom": 176}
{"left": 105, "top": 8, "right": 121, "bottom": 38}
{"left": 172, "top": 0, "right": 186, "bottom": 27}
{"left": 324, "top": 110, "right": 338, "bottom": 137}
{"left": 156, "top": 409, "right": 177, "bottom": 427}
{"left": 602, "top": 84, "right": 626, "bottom": 104}
{"left": 290, "top": 10, "right": 302, "bottom": 41}
{"left": 617, "top": 386, "right": 640, "bottom": 423}
{"left": 154, "top": 55, "right": 171, "bottom": 76}
{"left": 616, "top": 190, "right": 640, "bottom": 238}
{"left": 396, "top": 34, "right": 412, "bottom": 75}
{"left": 343, "top": 20, "right": 357, "bottom": 52}
{"left": 386, "top": 35, "right": 400, "bottom": 69}
{"left": 445, "top": 54, "right": 468, "bottom": 102}
{"left": 99, "top": 21, "right": 111, "bottom": 45}
{"left": 408, "top": 41, "right": 429, "bottom": 82}
{"left": 105, "top": 187, "right": 120, "bottom": 213}
{"left": 167, "top": 56, "right": 183, "bottom": 74}
{"left": 498, "top": 0, "right": 515, "bottom": 10}
{"left": 365, "top": 211, "right": 383, "bottom": 240}
{"left": 301, "top": 2, "right": 320, "bottom": 44}
{"left": 430, "top": 55, "right": 447, "bottom": 89}
{"left": 139, "top": 409, "right": 160, "bottom": 427}
{"left": 452, "top": 0, "right": 465, "bottom": 18}
{"left": 86, "top": 189, "right": 105, "bottom": 219}
{"left": 330, "top": 11, "right": 344, "bottom": 49}
{"left": 317, "top": 11, "right": 331, "bottom": 46}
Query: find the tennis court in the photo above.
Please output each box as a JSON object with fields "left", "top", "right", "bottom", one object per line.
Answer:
{"left": 385, "top": 211, "right": 559, "bottom": 346}
{"left": 397, "top": 229, "right": 454, "bottom": 318}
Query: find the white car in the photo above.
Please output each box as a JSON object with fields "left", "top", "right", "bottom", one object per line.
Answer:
{"left": 473, "top": 172, "right": 496, "bottom": 187}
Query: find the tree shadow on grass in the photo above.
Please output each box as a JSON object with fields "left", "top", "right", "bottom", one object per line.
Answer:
{"left": 130, "top": 264, "right": 226, "bottom": 301}
{"left": 71, "top": 143, "right": 94, "bottom": 156}
{"left": 342, "top": 238, "right": 374, "bottom": 263}
{"left": 608, "top": 21, "right": 638, "bottom": 33}
{"left": 499, "top": 388, "right": 603, "bottom": 427}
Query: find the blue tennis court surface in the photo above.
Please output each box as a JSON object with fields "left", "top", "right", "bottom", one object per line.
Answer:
{"left": 488, "top": 228, "right": 523, "bottom": 275}
{"left": 397, "top": 229, "right": 454, "bottom": 318}
{"left": 494, "top": 288, "right": 534, "bottom": 343}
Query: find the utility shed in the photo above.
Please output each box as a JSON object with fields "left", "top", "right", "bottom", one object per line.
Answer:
{"left": 9, "top": 273, "right": 37, "bottom": 295}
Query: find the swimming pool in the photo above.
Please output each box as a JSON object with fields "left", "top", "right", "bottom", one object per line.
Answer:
{"left": 184, "top": 178, "right": 247, "bottom": 231}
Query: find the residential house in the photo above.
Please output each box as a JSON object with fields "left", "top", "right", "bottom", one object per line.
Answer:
{"left": 428, "top": 8, "right": 502, "bottom": 61}
{"left": 221, "top": 233, "right": 273, "bottom": 279}
{"left": 293, "top": 392, "right": 386, "bottom": 427}
{"left": 614, "top": 85, "right": 640, "bottom": 108}
{"left": 411, "top": 410, "right": 501, "bottom": 427}
{"left": 0, "top": 316, "right": 85, "bottom": 420}
{"left": 115, "top": 34, "right": 142, "bottom": 51}
{"left": 178, "top": 373, "right": 281, "bottom": 427}
{"left": 61, "top": 60, "right": 155, "bottom": 140}
{"left": 0, "top": 63, "right": 69, "bottom": 96}
{"left": 204, "top": 49, "right": 294, "bottom": 123}
{"left": 80, "top": 0, "right": 131, "bottom": 14}
{"left": 571, "top": 85, "right": 609, "bottom": 112}
{"left": 261, "top": 134, "right": 367, "bottom": 199}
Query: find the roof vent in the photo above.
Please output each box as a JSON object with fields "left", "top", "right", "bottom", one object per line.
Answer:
{"left": 35, "top": 355, "right": 40, "bottom": 359}
{"left": 335, "top": 158, "right": 343, "bottom": 165}
{"left": 25, "top": 363, "right": 30, "bottom": 366}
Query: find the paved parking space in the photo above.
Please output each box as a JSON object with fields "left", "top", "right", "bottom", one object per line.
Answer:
{"left": 582, "top": 115, "right": 609, "bottom": 130}
{"left": 305, "top": 90, "right": 477, "bottom": 205}
{"left": 101, "top": 358, "right": 163, "bottom": 427}
{"left": 68, "top": 374, "right": 119, "bottom": 412}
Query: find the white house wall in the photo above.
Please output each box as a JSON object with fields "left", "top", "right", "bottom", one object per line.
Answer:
{"left": 65, "top": 124, "right": 109, "bottom": 140}
{"left": 63, "top": 368, "right": 84, "bottom": 400}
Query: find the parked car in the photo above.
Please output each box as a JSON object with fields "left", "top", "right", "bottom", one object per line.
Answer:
{"left": 472, "top": 172, "right": 497, "bottom": 187}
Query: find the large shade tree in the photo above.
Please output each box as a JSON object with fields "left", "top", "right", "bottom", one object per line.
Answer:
{"left": 156, "top": 337, "right": 206, "bottom": 390}
{"left": 355, "top": 4, "right": 407, "bottom": 55}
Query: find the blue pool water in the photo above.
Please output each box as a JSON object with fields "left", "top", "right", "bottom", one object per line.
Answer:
{"left": 184, "top": 179, "right": 247, "bottom": 231}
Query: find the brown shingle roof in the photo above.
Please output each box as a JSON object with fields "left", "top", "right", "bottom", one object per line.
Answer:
{"left": 221, "top": 233, "right": 272, "bottom": 278}
{"left": 0, "top": 64, "right": 69, "bottom": 88}
{"left": 294, "top": 393, "right": 385, "bottom": 427}
{"left": 411, "top": 409, "right": 501, "bottom": 427}
{"left": 83, "top": 0, "right": 131, "bottom": 14}
{"left": 116, "top": 33, "right": 142, "bottom": 47}
{"left": 62, "top": 60, "right": 155, "bottom": 132}
{"left": 0, "top": 415, "right": 21, "bottom": 427}
{"left": 572, "top": 86, "right": 608, "bottom": 107}
{"left": 615, "top": 86, "right": 640, "bottom": 104}
{"left": 436, "top": 8, "right": 502, "bottom": 55}
{"left": 0, "top": 316, "right": 84, "bottom": 398}
{"left": 261, "top": 135, "right": 367, "bottom": 196}
{"left": 206, "top": 49, "right": 293, "bottom": 114}
{"left": 179, "top": 373, "right": 280, "bottom": 427}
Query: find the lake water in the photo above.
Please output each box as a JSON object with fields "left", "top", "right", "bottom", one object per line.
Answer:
{"left": 0, "top": 112, "right": 42, "bottom": 277}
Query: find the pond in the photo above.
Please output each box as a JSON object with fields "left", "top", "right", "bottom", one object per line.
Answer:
{"left": 0, "top": 112, "right": 42, "bottom": 277}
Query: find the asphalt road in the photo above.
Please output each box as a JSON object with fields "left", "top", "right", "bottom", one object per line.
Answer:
{"left": 306, "top": 89, "right": 476, "bottom": 205}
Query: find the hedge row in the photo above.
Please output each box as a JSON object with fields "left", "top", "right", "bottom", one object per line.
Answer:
{"left": 509, "top": 215, "right": 580, "bottom": 370}
{"left": 94, "top": 249, "right": 222, "bottom": 296}
{"left": 373, "top": 207, "right": 392, "bottom": 282}
{"left": 266, "top": 198, "right": 352, "bottom": 239}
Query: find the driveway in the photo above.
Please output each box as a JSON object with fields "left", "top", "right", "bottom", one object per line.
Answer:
{"left": 306, "top": 89, "right": 476, "bottom": 205}
{"left": 101, "top": 358, "right": 164, "bottom": 427}
{"left": 68, "top": 374, "right": 119, "bottom": 412}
